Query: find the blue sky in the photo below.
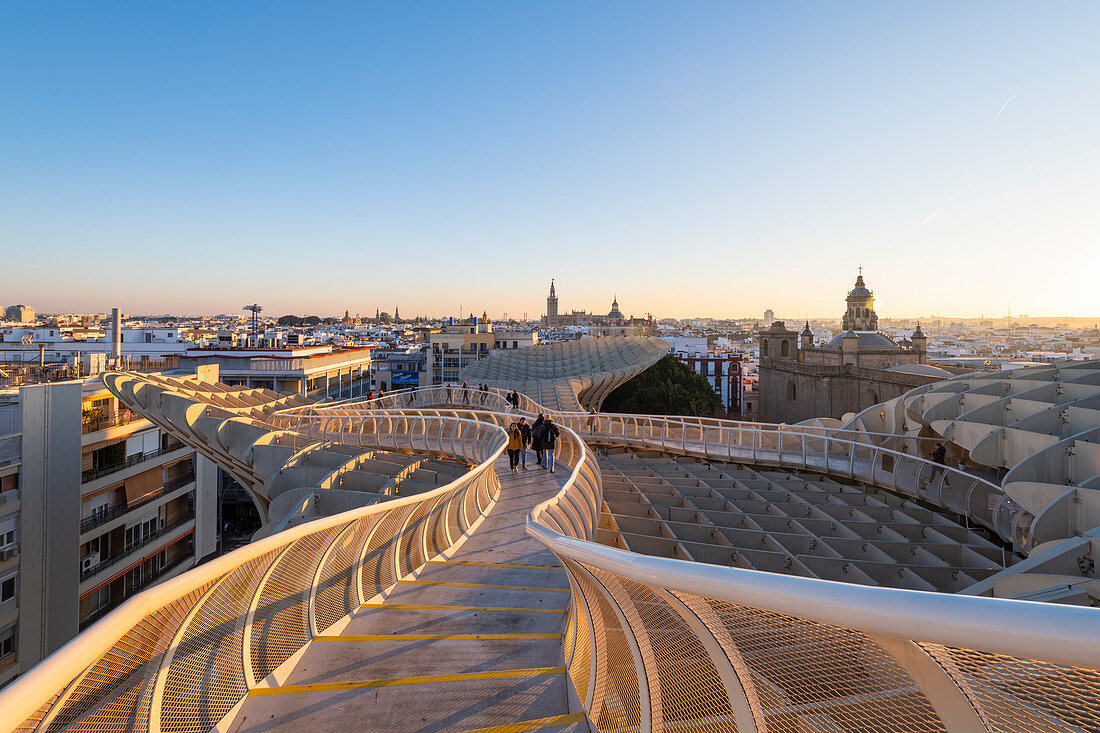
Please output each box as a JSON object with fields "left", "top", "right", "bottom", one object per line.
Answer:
{"left": 2, "top": 2, "right": 1098, "bottom": 319}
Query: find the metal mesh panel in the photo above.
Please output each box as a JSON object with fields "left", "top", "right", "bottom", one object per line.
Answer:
{"left": 564, "top": 603, "right": 576, "bottom": 664}
{"left": 594, "top": 572, "right": 736, "bottom": 732}
{"left": 398, "top": 496, "right": 435, "bottom": 577}
{"left": 919, "top": 643, "right": 1100, "bottom": 733}
{"left": 159, "top": 553, "right": 277, "bottom": 733}
{"left": 570, "top": 595, "right": 593, "bottom": 709}
{"left": 683, "top": 594, "right": 946, "bottom": 733}
{"left": 360, "top": 504, "right": 414, "bottom": 599}
{"left": 248, "top": 531, "right": 335, "bottom": 683}
{"left": 41, "top": 585, "right": 212, "bottom": 733}
{"left": 566, "top": 560, "right": 641, "bottom": 733}
{"left": 425, "top": 486, "right": 457, "bottom": 557}
{"left": 313, "top": 519, "right": 373, "bottom": 634}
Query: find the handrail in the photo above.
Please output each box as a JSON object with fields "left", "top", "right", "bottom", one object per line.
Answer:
{"left": 0, "top": 412, "right": 507, "bottom": 733}
{"left": 302, "top": 386, "right": 1021, "bottom": 544}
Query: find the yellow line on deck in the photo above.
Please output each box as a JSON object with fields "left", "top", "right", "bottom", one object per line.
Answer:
{"left": 314, "top": 633, "right": 561, "bottom": 641}
{"left": 248, "top": 667, "right": 567, "bottom": 697}
{"left": 399, "top": 579, "right": 570, "bottom": 593}
{"left": 463, "top": 713, "right": 588, "bottom": 733}
{"left": 428, "top": 559, "right": 565, "bottom": 571}
{"left": 361, "top": 603, "right": 565, "bottom": 614}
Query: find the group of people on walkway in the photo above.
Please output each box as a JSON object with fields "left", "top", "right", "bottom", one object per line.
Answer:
{"left": 506, "top": 413, "right": 560, "bottom": 473}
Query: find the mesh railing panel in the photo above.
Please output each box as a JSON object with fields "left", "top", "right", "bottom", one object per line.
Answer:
{"left": 682, "top": 594, "right": 946, "bottom": 733}
{"left": 919, "top": 643, "right": 1100, "bottom": 733}
{"left": 360, "top": 503, "right": 415, "bottom": 599}
{"left": 567, "top": 561, "right": 641, "bottom": 733}
{"left": 41, "top": 586, "right": 212, "bottom": 733}
{"left": 313, "top": 519, "right": 371, "bottom": 634}
{"left": 248, "top": 531, "right": 336, "bottom": 683}
{"left": 570, "top": 594, "right": 594, "bottom": 709}
{"left": 594, "top": 572, "right": 736, "bottom": 732}
{"left": 159, "top": 553, "right": 277, "bottom": 733}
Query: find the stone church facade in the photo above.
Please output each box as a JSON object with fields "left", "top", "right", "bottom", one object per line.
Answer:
{"left": 758, "top": 273, "right": 947, "bottom": 424}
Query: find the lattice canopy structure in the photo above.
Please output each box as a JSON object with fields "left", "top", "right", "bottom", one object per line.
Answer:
{"left": 4, "top": 375, "right": 1099, "bottom": 733}
{"left": 102, "top": 372, "right": 470, "bottom": 532}
{"left": 841, "top": 359, "right": 1100, "bottom": 603}
{"left": 460, "top": 335, "right": 669, "bottom": 410}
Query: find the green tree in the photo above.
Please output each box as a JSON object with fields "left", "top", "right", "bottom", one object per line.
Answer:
{"left": 378, "top": 311, "right": 393, "bottom": 324}
{"left": 278, "top": 314, "right": 303, "bottom": 327}
{"left": 601, "top": 355, "right": 724, "bottom": 417}
{"left": 302, "top": 315, "right": 322, "bottom": 326}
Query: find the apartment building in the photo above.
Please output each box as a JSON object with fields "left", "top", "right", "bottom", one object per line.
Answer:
{"left": 179, "top": 344, "right": 373, "bottom": 400}
{"left": 0, "top": 376, "right": 217, "bottom": 686}
{"left": 428, "top": 318, "right": 495, "bottom": 385}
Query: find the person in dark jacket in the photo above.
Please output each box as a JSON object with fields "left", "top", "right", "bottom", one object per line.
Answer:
{"left": 542, "top": 417, "right": 560, "bottom": 473}
{"left": 517, "top": 417, "right": 532, "bottom": 470}
{"left": 531, "top": 414, "right": 545, "bottom": 465}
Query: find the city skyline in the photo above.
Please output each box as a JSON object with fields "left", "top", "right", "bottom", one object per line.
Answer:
{"left": 4, "top": 3, "right": 1099, "bottom": 318}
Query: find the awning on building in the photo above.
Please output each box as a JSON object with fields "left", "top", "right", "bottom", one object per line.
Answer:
{"left": 124, "top": 467, "right": 162, "bottom": 507}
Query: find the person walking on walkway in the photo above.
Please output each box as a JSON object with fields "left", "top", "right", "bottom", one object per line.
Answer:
{"left": 928, "top": 442, "right": 949, "bottom": 485}
{"left": 462, "top": 380, "right": 470, "bottom": 404}
{"left": 587, "top": 407, "right": 597, "bottom": 434}
{"left": 542, "top": 417, "right": 560, "bottom": 473}
{"left": 517, "top": 417, "right": 531, "bottom": 470}
{"left": 445, "top": 382, "right": 453, "bottom": 403}
{"left": 506, "top": 422, "right": 523, "bottom": 473}
{"left": 531, "top": 414, "right": 545, "bottom": 466}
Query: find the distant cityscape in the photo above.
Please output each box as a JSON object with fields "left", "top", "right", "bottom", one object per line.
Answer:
{"left": 0, "top": 272, "right": 1098, "bottom": 688}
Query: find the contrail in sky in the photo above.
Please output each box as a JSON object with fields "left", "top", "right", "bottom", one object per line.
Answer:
{"left": 996, "top": 88, "right": 1019, "bottom": 116}
{"left": 921, "top": 186, "right": 967, "bottom": 226}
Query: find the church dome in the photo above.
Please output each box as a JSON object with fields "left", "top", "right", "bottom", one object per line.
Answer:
{"left": 824, "top": 331, "right": 899, "bottom": 350}
{"left": 607, "top": 296, "right": 624, "bottom": 320}
{"left": 847, "top": 274, "right": 872, "bottom": 299}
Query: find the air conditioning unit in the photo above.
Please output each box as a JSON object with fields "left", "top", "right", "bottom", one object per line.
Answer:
{"left": 80, "top": 553, "right": 100, "bottom": 572}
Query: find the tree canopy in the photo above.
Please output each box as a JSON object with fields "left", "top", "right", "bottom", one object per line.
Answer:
{"left": 277, "top": 314, "right": 302, "bottom": 327}
{"left": 601, "top": 355, "right": 724, "bottom": 417}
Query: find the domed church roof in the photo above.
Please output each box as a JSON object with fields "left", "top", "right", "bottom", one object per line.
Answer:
{"left": 847, "top": 274, "right": 872, "bottom": 299}
{"left": 824, "top": 331, "right": 900, "bottom": 350}
{"left": 608, "top": 296, "right": 624, "bottom": 320}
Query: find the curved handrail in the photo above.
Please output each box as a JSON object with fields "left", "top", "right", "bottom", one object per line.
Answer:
{"left": 1, "top": 413, "right": 507, "bottom": 733}
{"left": 294, "top": 386, "right": 1024, "bottom": 545}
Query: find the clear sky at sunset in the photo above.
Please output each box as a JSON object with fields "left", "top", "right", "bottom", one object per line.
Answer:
{"left": 2, "top": 2, "right": 1098, "bottom": 320}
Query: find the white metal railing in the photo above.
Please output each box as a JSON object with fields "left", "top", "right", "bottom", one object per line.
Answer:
{"left": 294, "top": 387, "right": 1100, "bottom": 733}
{"left": 11, "top": 384, "right": 1095, "bottom": 733}
{"left": 307, "top": 386, "right": 1027, "bottom": 548}
{"left": 1, "top": 414, "right": 506, "bottom": 733}
{"left": 525, "top": 454, "right": 1100, "bottom": 733}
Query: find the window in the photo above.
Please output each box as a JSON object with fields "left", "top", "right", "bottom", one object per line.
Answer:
{"left": 760, "top": 341, "right": 769, "bottom": 357}
{"left": 0, "top": 577, "right": 13, "bottom": 602}
{"left": 0, "top": 530, "right": 14, "bottom": 550}
{"left": 88, "top": 585, "right": 110, "bottom": 614}
{"left": 788, "top": 382, "right": 797, "bottom": 401}
{"left": 780, "top": 340, "right": 789, "bottom": 357}
{"left": 0, "top": 628, "right": 12, "bottom": 658}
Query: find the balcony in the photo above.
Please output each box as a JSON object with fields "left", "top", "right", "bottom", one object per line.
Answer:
{"left": 81, "top": 408, "right": 143, "bottom": 435}
{"left": 80, "top": 512, "right": 195, "bottom": 580}
{"left": 80, "top": 471, "right": 195, "bottom": 534}
{"left": 82, "top": 442, "right": 186, "bottom": 483}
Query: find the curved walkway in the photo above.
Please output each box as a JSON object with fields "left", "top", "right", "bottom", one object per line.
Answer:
{"left": 230, "top": 452, "right": 584, "bottom": 733}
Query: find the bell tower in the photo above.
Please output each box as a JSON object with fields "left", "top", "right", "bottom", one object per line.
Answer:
{"left": 842, "top": 268, "right": 878, "bottom": 331}
{"left": 546, "top": 279, "right": 559, "bottom": 324}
